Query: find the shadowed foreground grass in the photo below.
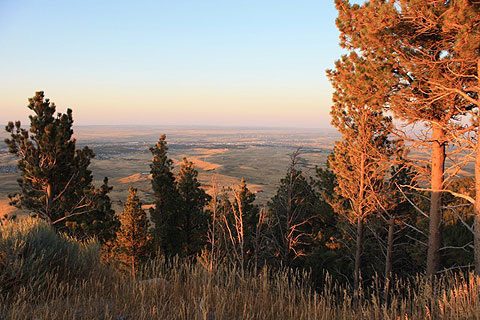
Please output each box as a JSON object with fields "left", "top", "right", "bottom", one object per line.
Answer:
{"left": 2, "top": 219, "right": 480, "bottom": 319}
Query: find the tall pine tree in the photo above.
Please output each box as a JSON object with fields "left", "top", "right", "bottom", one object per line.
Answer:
{"left": 234, "top": 177, "right": 260, "bottom": 262}
{"left": 221, "top": 177, "right": 261, "bottom": 268}
{"left": 149, "top": 134, "right": 181, "bottom": 257}
{"left": 267, "top": 150, "right": 318, "bottom": 267}
{"left": 114, "top": 187, "right": 151, "bottom": 278}
{"left": 328, "top": 53, "right": 396, "bottom": 289}
{"left": 4, "top": 91, "right": 110, "bottom": 232}
{"left": 334, "top": 0, "right": 479, "bottom": 276}
{"left": 177, "top": 157, "right": 211, "bottom": 257}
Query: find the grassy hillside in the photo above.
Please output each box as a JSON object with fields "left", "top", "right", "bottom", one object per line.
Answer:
{"left": 1, "top": 219, "right": 480, "bottom": 320}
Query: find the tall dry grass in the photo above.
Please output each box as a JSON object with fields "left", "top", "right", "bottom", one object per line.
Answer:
{"left": 0, "top": 217, "right": 100, "bottom": 295}
{"left": 1, "top": 218, "right": 480, "bottom": 319}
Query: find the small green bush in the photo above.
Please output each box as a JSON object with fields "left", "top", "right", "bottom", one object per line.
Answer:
{"left": 0, "top": 217, "right": 100, "bottom": 294}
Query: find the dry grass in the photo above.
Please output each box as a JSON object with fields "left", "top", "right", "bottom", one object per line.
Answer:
{"left": 173, "top": 156, "right": 222, "bottom": 171}
{"left": 0, "top": 218, "right": 101, "bottom": 297}
{"left": 2, "top": 258, "right": 480, "bottom": 319}
{"left": 2, "top": 219, "right": 480, "bottom": 320}
{"left": 118, "top": 173, "right": 152, "bottom": 184}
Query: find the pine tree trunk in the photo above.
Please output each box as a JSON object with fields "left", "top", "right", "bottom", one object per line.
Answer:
{"left": 426, "top": 125, "right": 446, "bottom": 277}
{"left": 186, "top": 209, "right": 191, "bottom": 256}
{"left": 353, "top": 150, "right": 366, "bottom": 291}
{"left": 475, "top": 60, "right": 480, "bottom": 276}
{"left": 475, "top": 139, "right": 480, "bottom": 275}
{"left": 131, "top": 255, "right": 135, "bottom": 279}
{"left": 46, "top": 183, "right": 53, "bottom": 221}
{"left": 385, "top": 218, "right": 394, "bottom": 281}
{"left": 354, "top": 217, "right": 363, "bottom": 291}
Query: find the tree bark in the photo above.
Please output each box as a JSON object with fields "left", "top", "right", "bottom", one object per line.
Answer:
{"left": 475, "top": 59, "right": 480, "bottom": 276}
{"left": 354, "top": 217, "right": 363, "bottom": 291}
{"left": 186, "top": 207, "right": 191, "bottom": 255}
{"left": 475, "top": 141, "right": 480, "bottom": 275}
{"left": 385, "top": 218, "right": 394, "bottom": 281}
{"left": 131, "top": 255, "right": 135, "bottom": 279}
{"left": 426, "top": 125, "right": 446, "bottom": 277}
{"left": 46, "top": 183, "right": 53, "bottom": 220}
{"left": 354, "top": 150, "right": 366, "bottom": 291}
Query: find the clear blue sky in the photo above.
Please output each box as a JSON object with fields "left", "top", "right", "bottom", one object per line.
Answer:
{"left": 0, "top": 0, "right": 356, "bottom": 128}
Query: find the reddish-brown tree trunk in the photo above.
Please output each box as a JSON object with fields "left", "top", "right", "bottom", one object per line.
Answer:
{"left": 385, "top": 218, "right": 394, "bottom": 281}
{"left": 475, "top": 125, "right": 480, "bottom": 275}
{"left": 46, "top": 183, "right": 53, "bottom": 221}
{"left": 383, "top": 218, "right": 395, "bottom": 302}
{"left": 131, "top": 255, "right": 135, "bottom": 279}
{"left": 475, "top": 60, "right": 480, "bottom": 275}
{"left": 354, "top": 151, "right": 366, "bottom": 291}
{"left": 426, "top": 125, "right": 446, "bottom": 277}
{"left": 354, "top": 217, "right": 363, "bottom": 291}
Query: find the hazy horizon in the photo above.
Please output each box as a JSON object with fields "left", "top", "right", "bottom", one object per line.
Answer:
{"left": 73, "top": 123, "right": 337, "bottom": 130}
{"left": 0, "top": 121, "right": 336, "bottom": 131}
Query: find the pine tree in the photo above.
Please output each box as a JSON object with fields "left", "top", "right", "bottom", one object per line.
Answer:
{"left": 221, "top": 177, "right": 261, "bottom": 268}
{"left": 442, "top": 177, "right": 475, "bottom": 270}
{"left": 114, "top": 187, "right": 151, "bottom": 278}
{"left": 327, "top": 53, "right": 396, "bottom": 289}
{"left": 66, "top": 177, "right": 119, "bottom": 244}
{"left": 4, "top": 91, "right": 100, "bottom": 229}
{"left": 267, "top": 150, "right": 318, "bottom": 267}
{"left": 177, "top": 157, "right": 211, "bottom": 256}
{"left": 379, "top": 161, "right": 421, "bottom": 285}
{"left": 310, "top": 161, "right": 350, "bottom": 285}
{"left": 334, "top": 0, "right": 479, "bottom": 276}
{"left": 234, "top": 177, "right": 260, "bottom": 261}
{"left": 149, "top": 134, "right": 181, "bottom": 257}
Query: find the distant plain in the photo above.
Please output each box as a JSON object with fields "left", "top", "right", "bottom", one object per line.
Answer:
{"left": 0, "top": 126, "right": 339, "bottom": 216}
